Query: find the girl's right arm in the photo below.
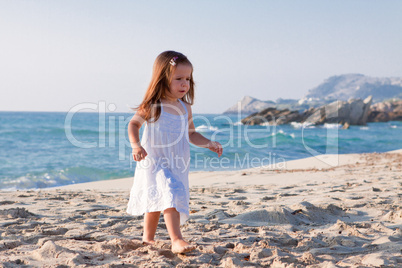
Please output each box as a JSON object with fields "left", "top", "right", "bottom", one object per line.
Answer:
{"left": 128, "top": 110, "right": 148, "bottom": 161}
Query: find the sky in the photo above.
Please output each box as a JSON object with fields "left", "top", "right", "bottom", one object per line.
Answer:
{"left": 1, "top": 0, "right": 401, "bottom": 114}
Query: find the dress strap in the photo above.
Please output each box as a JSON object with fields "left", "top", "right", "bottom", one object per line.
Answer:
{"left": 178, "top": 99, "right": 188, "bottom": 114}
{"left": 160, "top": 99, "right": 187, "bottom": 116}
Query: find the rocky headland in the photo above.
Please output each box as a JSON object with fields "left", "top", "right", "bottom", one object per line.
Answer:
{"left": 241, "top": 96, "right": 402, "bottom": 127}
{"left": 224, "top": 74, "right": 402, "bottom": 117}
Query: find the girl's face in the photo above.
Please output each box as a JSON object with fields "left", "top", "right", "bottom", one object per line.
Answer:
{"left": 166, "top": 63, "right": 192, "bottom": 100}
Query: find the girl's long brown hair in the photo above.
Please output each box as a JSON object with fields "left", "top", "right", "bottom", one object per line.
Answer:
{"left": 136, "top": 51, "right": 195, "bottom": 122}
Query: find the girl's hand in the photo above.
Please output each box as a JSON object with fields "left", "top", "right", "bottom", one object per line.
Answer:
{"left": 132, "top": 146, "right": 148, "bottom": 161}
{"left": 208, "top": 141, "right": 223, "bottom": 157}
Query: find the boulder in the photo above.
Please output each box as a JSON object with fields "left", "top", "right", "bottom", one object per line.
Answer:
{"left": 303, "top": 96, "right": 372, "bottom": 126}
{"left": 368, "top": 100, "right": 402, "bottom": 122}
{"left": 241, "top": 107, "right": 303, "bottom": 125}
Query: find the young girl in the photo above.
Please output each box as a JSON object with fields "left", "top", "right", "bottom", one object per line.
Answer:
{"left": 126, "top": 51, "right": 223, "bottom": 254}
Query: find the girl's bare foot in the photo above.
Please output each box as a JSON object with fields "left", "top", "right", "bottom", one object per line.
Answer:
{"left": 142, "top": 240, "right": 155, "bottom": 246}
{"left": 171, "top": 239, "right": 196, "bottom": 254}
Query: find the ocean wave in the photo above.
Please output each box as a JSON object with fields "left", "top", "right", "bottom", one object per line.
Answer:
{"left": 195, "top": 125, "right": 219, "bottom": 132}
{"left": 290, "top": 122, "right": 343, "bottom": 129}
{"left": 65, "top": 127, "right": 104, "bottom": 135}
{"left": 323, "top": 123, "right": 342, "bottom": 129}
{"left": 277, "top": 129, "right": 286, "bottom": 135}
{"left": 268, "top": 129, "right": 295, "bottom": 139}
{"left": 0, "top": 127, "right": 103, "bottom": 136}
{"left": 0, "top": 166, "right": 127, "bottom": 191}
{"left": 290, "top": 122, "right": 316, "bottom": 129}
{"left": 340, "top": 137, "right": 364, "bottom": 142}
{"left": 0, "top": 172, "right": 67, "bottom": 191}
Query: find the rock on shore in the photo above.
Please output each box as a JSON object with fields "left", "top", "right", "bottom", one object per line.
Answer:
{"left": 242, "top": 96, "right": 373, "bottom": 126}
{"left": 303, "top": 96, "right": 372, "bottom": 126}
{"left": 368, "top": 100, "right": 402, "bottom": 122}
{"left": 240, "top": 108, "right": 302, "bottom": 125}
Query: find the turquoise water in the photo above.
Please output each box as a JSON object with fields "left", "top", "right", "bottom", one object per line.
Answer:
{"left": 0, "top": 111, "right": 401, "bottom": 190}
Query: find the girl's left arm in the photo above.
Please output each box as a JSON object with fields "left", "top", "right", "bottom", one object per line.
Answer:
{"left": 187, "top": 103, "right": 222, "bottom": 157}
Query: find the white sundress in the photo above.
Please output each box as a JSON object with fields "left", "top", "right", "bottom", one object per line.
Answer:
{"left": 126, "top": 99, "right": 191, "bottom": 225}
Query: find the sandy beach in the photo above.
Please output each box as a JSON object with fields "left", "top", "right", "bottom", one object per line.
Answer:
{"left": 1, "top": 150, "right": 401, "bottom": 267}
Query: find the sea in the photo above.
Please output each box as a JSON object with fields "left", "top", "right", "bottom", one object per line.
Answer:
{"left": 0, "top": 111, "right": 401, "bottom": 190}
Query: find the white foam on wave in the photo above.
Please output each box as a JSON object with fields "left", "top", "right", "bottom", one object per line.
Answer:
{"left": 390, "top": 125, "right": 397, "bottom": 129}
{"left": 269, "top": 130, "right": 286, "bottom": 137}
{"left": 195, "top": 125, "right": 219, "bottom": 132}
{"left": 290, "top": 122, "right": 315, "bottom": 129}
{"left": 360, "top": 126, "right": 369, "bottom": 130}
{"left": 323, "top": 123, "right": 342, "bottom": 129}
{"left": 269, "top": 129, "right": 295, "bottom": 139}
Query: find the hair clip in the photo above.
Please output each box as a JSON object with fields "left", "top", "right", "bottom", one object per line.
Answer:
{"left": 169, "top": 56, "right": 179, "bottom": 66}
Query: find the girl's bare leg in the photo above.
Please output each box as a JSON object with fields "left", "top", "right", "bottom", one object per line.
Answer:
{"left": 142, "top": 211, "right": 161, "bottom": 244}
{"left": 163, "top": 207, "right": 195, "bottom": 253}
